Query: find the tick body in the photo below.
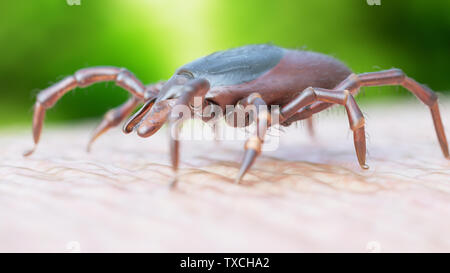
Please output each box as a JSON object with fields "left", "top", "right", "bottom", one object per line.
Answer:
{"left": 25, "top": 44, "right": 449, "bottom": 184}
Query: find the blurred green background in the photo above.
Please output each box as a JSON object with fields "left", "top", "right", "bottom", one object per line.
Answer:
{"left": 1, "top": 0, "right": 449, "bottom": 127}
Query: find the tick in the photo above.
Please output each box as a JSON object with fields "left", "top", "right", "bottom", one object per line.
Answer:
{"left": 24, "top": 44, "right": 449, "bottom": 184}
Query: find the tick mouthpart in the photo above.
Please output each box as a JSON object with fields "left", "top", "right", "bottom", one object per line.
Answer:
{"left": 123, "top": 99, "right": 155, "bottom": 134}
{"left": 137, "top": 121, "right": 163, "bottom": 138}
{"left": 136, "top": 99, "right": 176, "bottom": 138}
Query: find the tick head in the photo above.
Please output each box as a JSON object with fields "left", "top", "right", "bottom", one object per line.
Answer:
{"left": 155, "top": 71, "right": 193, "bottom": 103}
{"left": 125, "top": 72, "right": 190, "bottom": 137}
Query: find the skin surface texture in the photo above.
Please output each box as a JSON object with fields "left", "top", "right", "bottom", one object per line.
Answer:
{"left": 2, "top": 101, "right": 450, "bottom": 252}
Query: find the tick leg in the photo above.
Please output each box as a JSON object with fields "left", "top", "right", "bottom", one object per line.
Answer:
{"left": 87, "top": 97, "right": 141, "bottom": 152}
{"left": 88, "top": 82, "right": 164, "bottom": 151}
{"left": 24, "top": 66, "right": 149, "bottom": 156}
{"left": 168, "top": 79, "right": 211, "bottom": 187}
{"left": 292, "top": 69, "right": 449, "bottom": 158}
{"left": 235, "top": 93, "right": 269, "bottom": 183}
{"left": 280, "top": 87, "right": 368, "bottom": 169}
{"left": 123, "top": 98, "right": 155, "bottom": 134}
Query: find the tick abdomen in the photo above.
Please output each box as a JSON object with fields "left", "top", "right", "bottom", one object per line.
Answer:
{"left": 199, "top": 45, "right": 352, "bottom": 107}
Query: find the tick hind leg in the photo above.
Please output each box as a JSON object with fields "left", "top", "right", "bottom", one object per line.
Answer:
{"left": 24, "top": 66, "right": 152, "bottom": 156}
{"left": 280, "top": 87, "right": 368, "bottom": 169}
{"left": 295, "top": 69, "right": 449, "bottom": 158}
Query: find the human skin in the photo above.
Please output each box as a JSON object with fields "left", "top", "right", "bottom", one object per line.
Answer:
{"left": 0, "top": 100, "right": 449, "bottom": 252}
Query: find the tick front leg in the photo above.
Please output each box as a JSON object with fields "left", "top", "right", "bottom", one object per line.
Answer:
{"left": 280, "top": 87, "right": 368, "bottom": 169}
{"left": 24, "top": 66, "right": 148, "bottom": 156}
{"left": 235, "top": 93, "right": 270, "bottom": 183}
{"left": 87, "top": 81, "right": 165, "bottom": 151}
{"left": 87, "top": 97, "right": 141, "bottom": 152}
{"left": 168, "top": 78, "right": 211, "bottom": 187}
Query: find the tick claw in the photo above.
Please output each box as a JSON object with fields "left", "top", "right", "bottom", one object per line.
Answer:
{"left": 23, "top": 146, "right": 36, "bottom": 157}
{"left": 234, "top": 176, "right": 241, "bottom": 184}
{"left": 86, "top": 143, "right": 92, "bottom": 153}
{"left": 170, "top": 177, "right": 178, "bottom": 188}
{"left": 236, "top": 149, "right": 259, "bottom": 184}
